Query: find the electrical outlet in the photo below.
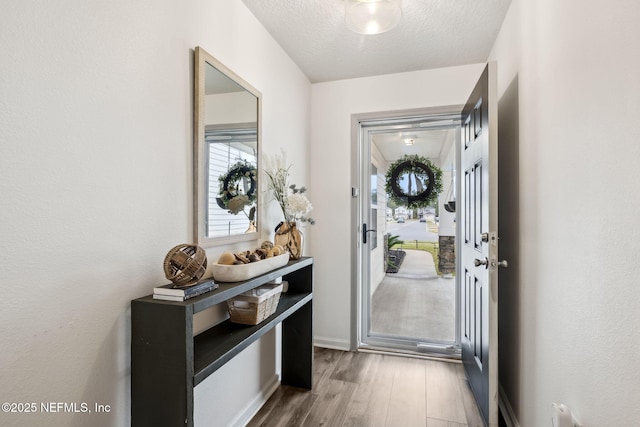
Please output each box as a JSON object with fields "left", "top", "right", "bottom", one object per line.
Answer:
{"left": 552, "top": 403, "right": 582, "bottom": 427}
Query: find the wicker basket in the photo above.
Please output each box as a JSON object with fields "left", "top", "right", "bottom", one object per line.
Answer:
{"left": 226, "top": 283, "right": 283, "bottom": 325}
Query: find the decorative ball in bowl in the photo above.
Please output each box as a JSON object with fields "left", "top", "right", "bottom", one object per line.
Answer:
{"left": 163, "top": 244, "right": 207, "bottom": 286}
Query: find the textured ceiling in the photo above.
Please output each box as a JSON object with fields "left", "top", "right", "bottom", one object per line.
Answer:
{"left": 242, "top": 0, "right": 511, "bottom": 83}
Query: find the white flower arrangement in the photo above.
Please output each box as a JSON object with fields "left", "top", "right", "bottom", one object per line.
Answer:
{"left": 286, "top": 192, "right": 313, "bottom": 219}
{"left": 264, "top": 151, "right": 315, "bottom": 225}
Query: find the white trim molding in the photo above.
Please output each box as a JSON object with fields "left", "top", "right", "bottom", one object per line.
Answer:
{"left": 499, "top": 383, "right": 521, "bottom": 427}
{"left": 229, "top": 374, "right": 280, "bottom": 427}
{"left": 314, "top": 336, "right": 351, "bottom": 351}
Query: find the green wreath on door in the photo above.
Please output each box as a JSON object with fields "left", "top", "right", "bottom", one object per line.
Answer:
{"left": 216, "top": 159, "right": 257, "bottom": 218}
{"left": 384, "top": 154, "right": 443, "bottom": 209}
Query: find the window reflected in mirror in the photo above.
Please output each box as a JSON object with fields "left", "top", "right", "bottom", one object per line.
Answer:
{"left": 206, "top": 127, "right": 257, "bottom": 237}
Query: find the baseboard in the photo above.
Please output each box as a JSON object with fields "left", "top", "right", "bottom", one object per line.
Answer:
{"left": 228, "top": 374, "right": 280, "bottom": 427}
{"left": 227, "top": 336, "right": 350, "bottom": 426}
{"left": 314, "top": 336, "right": 351, "bottom": 351}
{"left": 498, "top": 383, "right": 521, "bottom": 427}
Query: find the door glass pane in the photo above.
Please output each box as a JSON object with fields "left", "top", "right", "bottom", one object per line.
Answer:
{"left": 370, "top": 164, "right": 378, "bottom": 250}
{"left": 361, "top": 118, "right": 460, "bottom": 355}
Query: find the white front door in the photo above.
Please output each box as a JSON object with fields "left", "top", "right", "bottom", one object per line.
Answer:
{"left": 459, "top": 62, "right": 500, "bottom": 426}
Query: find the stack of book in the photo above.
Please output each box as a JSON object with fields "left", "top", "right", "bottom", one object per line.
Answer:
{"left": 153, "top": 279, "right": 218, "bottom": 301}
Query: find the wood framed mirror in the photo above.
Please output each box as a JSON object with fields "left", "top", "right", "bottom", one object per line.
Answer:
{"left": 194, "top": 46, "right": 261, "bottom": 247}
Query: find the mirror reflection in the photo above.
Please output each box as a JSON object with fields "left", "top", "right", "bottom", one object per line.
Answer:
{"left": 195, "top": 47, "right": 261, "bottom": 246}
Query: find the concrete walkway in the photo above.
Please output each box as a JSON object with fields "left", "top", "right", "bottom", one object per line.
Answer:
{"left": 371, "top": 249, "right": 456, "bottom": 343}
{"left": 392, "top": 249, "right": 439, "bottom": 279}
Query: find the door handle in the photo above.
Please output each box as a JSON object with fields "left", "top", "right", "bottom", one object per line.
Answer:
{"left": 363, "top": 223, "right": 377, "bottom": 244}
{"left": 474, "top": 257, "right": 488, "bottom": 268}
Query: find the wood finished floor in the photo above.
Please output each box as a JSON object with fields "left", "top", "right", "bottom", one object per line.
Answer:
{"left": 248, "top": 347, "right": 484, "bottom": 427}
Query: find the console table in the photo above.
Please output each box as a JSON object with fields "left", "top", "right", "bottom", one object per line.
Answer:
{"left": 131, "top": 257, "right": 313, "bottom": 426}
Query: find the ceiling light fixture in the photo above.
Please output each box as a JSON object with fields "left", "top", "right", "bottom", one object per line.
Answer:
{"left": 404, "top": 137, "right": 415, "bottom": 146}
{"left": 345, "top": 0, "right": 402, "bottom": 35}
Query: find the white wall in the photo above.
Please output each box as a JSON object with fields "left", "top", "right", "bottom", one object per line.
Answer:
{"left": 309, "top": 65, "right": 485, "bottom": 349}
{"left": 369, "top": 142, "right": 386, "bottom": 295}
{"left": 438, "top": 135, "right": 456, "bottom": 237}
{"left": 205, "top": 92, "right": 257, "bottom": 125}
{"left": 490, "top": 0, "right": 640, "bottom": 425}
{"left": 0, "top": 1, "right": 310, "bottom": 426}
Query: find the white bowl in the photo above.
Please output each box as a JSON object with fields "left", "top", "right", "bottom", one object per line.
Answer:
{"left": 211, "top": 253, "right": 290, "bottom": 282}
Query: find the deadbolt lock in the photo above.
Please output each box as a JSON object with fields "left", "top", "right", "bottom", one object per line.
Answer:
{"left": 481, "top": 232, "right": 498, "bottom": 244}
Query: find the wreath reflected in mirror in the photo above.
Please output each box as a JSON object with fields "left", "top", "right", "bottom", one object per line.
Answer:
{"left": 385, "top": 154, "right": 443, "bottom": 209}
{"left": 217, "top": 160, "right": 257, "bottom": 221}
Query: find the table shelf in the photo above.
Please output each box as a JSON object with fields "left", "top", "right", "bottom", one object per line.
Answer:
{"left": 131, "top": 257, "right": 313, "bottom": 427}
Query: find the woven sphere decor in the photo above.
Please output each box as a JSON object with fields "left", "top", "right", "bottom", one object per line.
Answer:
{"left": 163, "top": 244, "right": 207, "bottom": 286}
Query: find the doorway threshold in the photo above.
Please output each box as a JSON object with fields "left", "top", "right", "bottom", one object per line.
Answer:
{"left": 358, "top": 343, "right": 461, "bottom": 363}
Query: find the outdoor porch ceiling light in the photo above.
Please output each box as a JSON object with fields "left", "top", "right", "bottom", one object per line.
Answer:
{"left": 404, "top": 137, "right": 415, "bottom": 146}
{"left": 345, "top": 0, "right": 402, "bottom": 35}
